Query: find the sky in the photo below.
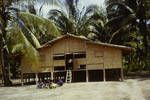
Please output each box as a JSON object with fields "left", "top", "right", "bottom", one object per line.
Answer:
{"left": 14, "top": 0, "right": 106, "bottom": 18}
{"left": 40, "top": 0, "right": 106, "bottom": 17}
{"left": 81, "top": 0, "right": 105, "bottom": 7}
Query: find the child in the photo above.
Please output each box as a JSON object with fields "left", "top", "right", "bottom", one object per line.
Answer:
{"left": 57, "top": 79, "right": 64, "bottom": 86}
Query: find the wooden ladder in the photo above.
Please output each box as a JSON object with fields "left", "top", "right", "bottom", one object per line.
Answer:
{"left": 66, "top": 70, "right": 72, "bottom": 83}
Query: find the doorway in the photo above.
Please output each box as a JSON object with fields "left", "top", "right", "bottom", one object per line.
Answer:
{"left": 65, "top": 53, "right": 74, "bottom": 70}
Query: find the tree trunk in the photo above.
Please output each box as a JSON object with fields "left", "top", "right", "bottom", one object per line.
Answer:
{"left": 1, "top": 48, "right": 12, "bottom": 86}
{"left": 0, "top": 0, "right": 14, "bottom": 86}
{"left": 0, "top": 27, "right": 12, "bottom": 86}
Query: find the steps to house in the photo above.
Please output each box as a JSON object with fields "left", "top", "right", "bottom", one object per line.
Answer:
{"left": 66, "top": 70, "right": 72, "bottom": 83}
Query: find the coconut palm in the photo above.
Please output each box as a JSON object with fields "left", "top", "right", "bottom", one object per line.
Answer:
{"left": 18, "top": 12, "right": 61, "bottom": 44}
{"left": 48, "top": 0, "right": 101, "bottom": 36}
{"left": 87, "top": 7, "right": 108, "bottom": 42}
{"left": 0, "top": 0, "right": 17, "bottom": 86}
{"left": 0, "top": 0, "right": 61, "bottom": 86}
{"left": 106, "top": 0, "right": 150, "bottom": 70}
{"left": 106, "top": 0, "right": 150, "bottom": 43}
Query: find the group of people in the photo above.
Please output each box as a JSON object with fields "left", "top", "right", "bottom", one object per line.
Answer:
{"left": 37, "top": 79, "right": 64, "bottom": 89}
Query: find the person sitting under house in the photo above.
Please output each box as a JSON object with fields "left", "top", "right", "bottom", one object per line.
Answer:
{"left": 37, "top": 80, "right": 50, "bottom": 89}
{"left": 49, "top": 79, "right": 64, "bottom": 89}
{"left": 37, "top": 79, "right": 64, "bottom": 89}
{"left": 37, "top": 81, "right": 45, "bottom": 89}
{"left": 49, "top": 82, "right": 58, "bottom": 89}
{"left": 57, "top": 79, "right": 64, "bottom": 86}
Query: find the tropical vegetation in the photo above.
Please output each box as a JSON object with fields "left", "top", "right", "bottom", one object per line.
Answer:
{"left": 105, "top": 0, "right": 150, "bottom": 71}
{"left": 0, "top": 0, "right": 60, "bottom": 86}
{"left": 0, "top": 0, "right": 149, "bottom": 86}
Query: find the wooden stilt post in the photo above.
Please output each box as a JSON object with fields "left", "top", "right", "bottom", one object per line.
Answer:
{"left": 121, "top": 68, "right": 124, "bottom": 81}
{"left": 121, "top": 54, "right": 124, "bottom": 81}
{"left": 34, "top": 75, "right": 36, "bottom": 82}
{"left": 51, "top": 71, "right": 54, "bottom": 81}
{"left": 103, "top": 68, "right": 106, "bottom": 82}
{"left": 86, "top": 69, "right": 88, "bottom": 82}
{"left": 35, "top": 73, "right": 38, "bottom": 85}
{"left": 21, "top": 72, "right": 24, "bottom": 86}
{"left": 29, "top": 75, "right": 30, "bottom": 83}
{"left": 85, "top": 40, "right": 88, "bottom": 82}
{"left": 25, "top": 75, "right": 27, "bottom": 83}
{"left": 27, "top": 74, "right": 29, "bottom": 83}
{"left": 1, "top": 74, "right": 4, "bottom": 84}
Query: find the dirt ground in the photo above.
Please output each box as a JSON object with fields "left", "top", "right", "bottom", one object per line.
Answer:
{"left": 0, "top": 78, "right": 150, "bottom": 100}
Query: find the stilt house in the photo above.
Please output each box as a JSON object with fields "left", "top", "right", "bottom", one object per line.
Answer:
{"left": 21, "top": 34, "right": 131, "bottom": 83}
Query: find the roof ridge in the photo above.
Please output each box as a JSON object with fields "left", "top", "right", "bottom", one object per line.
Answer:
{"left": 38, "top": 34, "right": 132, "bottom": 52}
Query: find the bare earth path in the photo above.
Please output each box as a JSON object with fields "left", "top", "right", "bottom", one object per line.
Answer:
{"left": 0, "top": 78, "right": 150, "bottom": 100}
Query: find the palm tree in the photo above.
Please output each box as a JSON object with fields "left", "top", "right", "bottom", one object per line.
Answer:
{"left": 18, "top": 12, "right": 61, "bottom": 44}
{"left": 0, "top": 0, "right": 16, "bottom": 86}
{"left": 48, "top": 0, "right": 101, "bottom": 36}
{"left": 0, "top": 0, "right": 61, "bottom": 86}
{"left": 106, "top": 0, "right": 150, "bottom": 70}
{"left": 87, "top": 7, "right": 108, "bottom": 42}
{"left": 12, "top": 0, "right": 61, "bottom": 44}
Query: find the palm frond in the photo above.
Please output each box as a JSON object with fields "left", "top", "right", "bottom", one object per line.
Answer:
{"left": 18, "top": 12, "right": 61, "bottom": 38}
{"left": 7, "top": 24, "right": 40, "bottom": 72}
{"left": 107, "top": 14, "right": 136, "bottom": 43}
{"left": 17, "top": 18, "right": 41, "bottom": 48}
{"left": 107, "top": 2, "right": 134, "bottom": 14}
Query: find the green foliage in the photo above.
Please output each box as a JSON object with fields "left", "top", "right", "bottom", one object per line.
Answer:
{"left": 18, "top": 12, "right": 61, "bottom": 43}
{"left": 106, "top": 0, "right": 150, "bottom": 71}
{"left": 1, "top": 0, "right": 149, "bottom": 81}
{"left": 48, "top": 0, "right": 104, "bottom": 36}
{"left": 7, "top": 24, "right": 40, "bottom": 71}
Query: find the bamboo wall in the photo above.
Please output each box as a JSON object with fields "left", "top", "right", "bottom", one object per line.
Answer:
{"left": 74, "top": 58, "right": 86, "bottom": 70}
{"left": 86, "top": 43, "right": 104, "bottom": 70}
{"left": 39, "top": 47, "right": 52, "bottom": 72}
{"left": 52, "top": 37, "right": 85, "bottom": 54}
{"left": 104, "top": 47, "right": 122, "bottom": 69}
{"left": 51, "top": 37, "right": 86, "bottom": 70}
{"left": 86, "top": 43, "right": 122, "bottom": 69}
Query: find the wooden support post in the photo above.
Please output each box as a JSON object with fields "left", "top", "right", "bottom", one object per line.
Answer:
{"left": 52, "top": 45, "right": 54, "bottom": 82}
{"left": 21, "top": 72, "right": 24, "bottom": 86}
{"left": 35, "top": 73, "right": 38, "bottom": 85}
{"left": 86, "top": 69, "right": 88, "bottom": 82}
{"left": 103, "top": 68, "right": 106, "bottom": 82}
{"left": 121, "top": 54, "right": 124, "bottom": 81}
{"left": 26, "top": 75, "right": 28, "bottom": 83}
{"left": 48, "top": 73, "right": 50, "bottom": 80}
{"left": 121, "top": 68, "right": 124, "bottom": 81}
{"left": 34, "top": 75, "right": 36, "bottom": 82}
{"left": 28, "top": 76, "right": 30, "bottom": 83}
{"left": 1, "top": 74, "right": 4, "bottom": 84}
{"left": 85, "top": 40, "right": 88, "bottom": 82}
{"left": 51, "top": 71, "right": 54, "bottom": 81}
{"left": 25, "top": 76, "right": 27, "bottom": 83}
{"left": 27, "top": 77, "right": 28, "bottom": 83}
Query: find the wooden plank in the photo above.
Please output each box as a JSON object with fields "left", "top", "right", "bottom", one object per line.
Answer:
{"left": 51, "top": 71, "right": 54, "bottom": 80}
{"left": 21, "top": 72, "right": 24, "bottom": 86}
{"left": 85, "top": 41, "right": 88, "bottom": 82}
{"left": 121, "top": 68, "right": 124, "bottom": 81}
{"left": 35, "top": 73, "right": 38, "bottom": 85}
{"left": 103, "top": 68, "right": 106, "bottom": 81}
